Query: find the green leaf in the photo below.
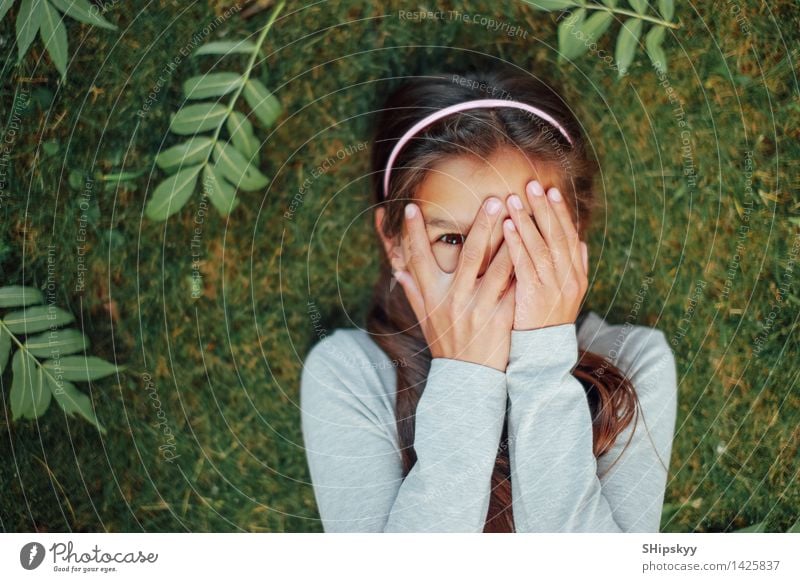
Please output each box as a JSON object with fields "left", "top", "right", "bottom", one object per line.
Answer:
{"left": 47, "top": 374, "right": 106, "bottom": 434}
{"left": 202, "top": 164, "right": 240, "bottom": 216}
{"left": 11, "top": 349, "right": 51, "bottom": 420}
{"left": 557, "top": 8, "right": 585, "bottom": 62}
{"left": 155, "top": 137, "right": 215, "bottom": 171}
{"left": 40, "top": 0, "right": 70, "bottom": 80}
{"left": 0, "top": 326, "right": 11, "bottom": 375}
{"left": 645, "top": 25, "right": 668, "bottom": 75}
{"left": 788, "top": 517, "right": 800, "bottom": 533}
{"left": 615, "top": 18, "right": 642, "bottom": 78}
{"left": 584, "top": 10, "right": 614, "bottom": 40}
{"left": 227, "top": 111, "right": 259, "bottom": 159}
{"left": 1, "top": 0, "right": 14, "bottom": 22}
{"left": 242, "top": 79, "right": 282, "bottom": 128}
{"left": 16, "top": 0, "right": 44, "bottom": 64}
{"left": 49, "top": 0, "right": 116, "bottom": 30}
{"left": 10, "top": 350, "right": 34, "bottom": 419}
{"left": 526, "top": 0, "right": 579, "bottom": 9}
{"left": 43, "top": 355, "right": 123, "bottom": 381}
{"left": 194, "top": 39, "right": 257, "bottom": 56}
{"left": 0, "top": 285, "right": 44, "bottom": 308}
{"left": 601, "top": 0, "right": 617, "bottom": 7}
{"left": 658, "top": 0, "right": 674, "bottom": 21}
{"left": 183, "top": 72, "right": 243, "bottom": 100}
{"left": 169, "top": 103, "right": 228, "bottom": 135}
{"left": 97, "top": 169, "right": 145, "bottom": 182}
{"left": 145, "top": 164, "right": 203, "bottom": 220}
{"left": 24, "top": 328, "right": 89, "bottom": 358}
{"left": 3, "top": 305, "right": 75, "bottom": 334}
{"left": 559, "top": 8, "right": 613, "bottom": 61}
{"left": 212, "top": 142, "right": 268, "bottom": 191}
{"left": 627, "top": 0, "right": 647, "bottom": 14}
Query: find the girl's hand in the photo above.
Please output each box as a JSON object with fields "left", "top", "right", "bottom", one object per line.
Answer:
{"left": 393, "top": 197, "right": 517, "bottom": 372}
{"left": 501, "top": 180, "right": 589, "bottom": 331}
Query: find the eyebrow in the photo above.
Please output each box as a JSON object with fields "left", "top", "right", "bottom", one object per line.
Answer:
{"left": 424, "top": 212, "right": 536, "bottom": 232}
{"left": 424, "top": 217, "right": 473, "bottom": 231}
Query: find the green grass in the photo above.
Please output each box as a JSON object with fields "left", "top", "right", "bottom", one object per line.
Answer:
{"left": 1, "top": 0, "right": 798, "bottom": 532}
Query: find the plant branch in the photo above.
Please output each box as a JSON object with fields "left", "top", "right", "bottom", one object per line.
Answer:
{"left": 202, "top": 0, "right": 286, "bottom": 168}
{"left": 582, "top": 4, "right": 681, "bottom": 30}
{"left": 0, "top": 319, "right": 74, "bottom": 390}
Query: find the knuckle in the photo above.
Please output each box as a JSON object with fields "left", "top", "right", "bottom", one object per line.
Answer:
{"left": 408, "top": 243, "right": 425, "bottom": 265}
{"left": 564, "top": 227, "right": 579, "bottom": 243}
{"left": 461, "top": 245, "right": 482, "bottom": 264}
{"left": 538, "top": 251, "right": 555, "bottom": 272}
{"left": 471, "top": 304, "right": 488, "bottom": 322}
{"left": 562, "top": 275, "right": 582, "bottom": 298}
{"left": 551, "top": 225, "right": 567, "bottom": 243}
{"left": 494, "top": 253, "right": 513, "bottom": 274}
{"left": 472, "top": 217, "right": 492, "bottom": 238}
{"left": 450, "top": 288, "right": 467, "bottom": 310}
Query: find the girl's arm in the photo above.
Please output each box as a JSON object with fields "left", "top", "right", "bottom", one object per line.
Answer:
{"left": 301, "top": 333, "right": 508, "bottom": 532}
{"left": 505, "top": 322, "right": 678, "bottom": 532}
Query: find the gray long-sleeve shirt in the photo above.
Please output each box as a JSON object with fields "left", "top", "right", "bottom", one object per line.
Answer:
{"left": 300, "top": 310, "right": 678, "bottom": 532}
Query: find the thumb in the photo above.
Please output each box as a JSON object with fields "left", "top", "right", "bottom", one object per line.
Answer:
{"left": 580, "top": 241, "right": 588, "bottom": 275}
{"left": 394, "top": 270, "right": 426, "bottom": 323}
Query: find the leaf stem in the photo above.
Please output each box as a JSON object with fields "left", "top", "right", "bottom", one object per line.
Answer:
{"left": 203, "top": 0, "right": 286, "bottom": 167}
{"left": 582, "top": 4, "right": 681, "bottom": 29}
{"left": 1, "top": 320, "right": 27, "bottom": 352}
{"left": 0, "top": 320, "right": 76, "bottom": 395}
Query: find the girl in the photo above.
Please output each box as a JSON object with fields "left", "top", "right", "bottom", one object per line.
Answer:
{"left": 300, "top": 69, "right": 678, "bottom": 532}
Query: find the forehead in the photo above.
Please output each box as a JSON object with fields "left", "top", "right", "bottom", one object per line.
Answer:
{"left": 414, "top": 147, "right": 564, "bottom": 223}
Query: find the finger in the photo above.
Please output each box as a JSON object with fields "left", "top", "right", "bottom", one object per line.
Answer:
{"left": 505, "top": 193, "right": 553, "bottom": 284}
{"left": 501, "top": 217, "right": 540, "bottom": 287}
{"left": 401, "top": 202, "right": 441, "bottom": 294}
{"left": 533, "top": 181, "right": 583, "bottom": 279}
{"left": 394, "top": 269, "right": 426, "bottom": 324}
{"left": 493, "top": 275, "right": 516, "bottom": 321}
{"left": 453, "top": 196, "right": 504, "bottom": 289}
{"left": 525, "top": 181, "right": 571, "bottom": 279}
{"left": 476, "top": 239, "right": 514, "bottom": 304}
{"left": 500, "top": 277, "right": 516, "bottom": 311}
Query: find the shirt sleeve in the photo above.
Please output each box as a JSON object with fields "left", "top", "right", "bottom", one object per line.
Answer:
{"left": 300, "top": 335, "right": 508, "bottom": 532}
{"left": 505, "top": 322, "right": 678, "bottom": 532}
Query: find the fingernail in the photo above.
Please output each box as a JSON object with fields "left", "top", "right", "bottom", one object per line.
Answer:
{"left": 528, "top": 180, "right": 545, "bottom": 197}
{"left": 503, "top": 218, "right": 515, "bottom": 231}
{"left": 508, "top": 194, "right": 523, "bottom": 210}
{"left": 547, "top": 187, "right": 562, "bottom": 202}
{"left": 405, "top": 203, "right": 417, "bottom": 219}
{"left": 485, "top": 197, "right": 502, "bottom": 215}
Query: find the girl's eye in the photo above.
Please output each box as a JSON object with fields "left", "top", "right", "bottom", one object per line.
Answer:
{"left": 437, "top": 233, "right": 466, "bottom": 246}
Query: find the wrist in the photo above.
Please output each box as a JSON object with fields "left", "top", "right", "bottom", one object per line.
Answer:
{"left": 513, "top": 322, "right": 571, "bottom": 332}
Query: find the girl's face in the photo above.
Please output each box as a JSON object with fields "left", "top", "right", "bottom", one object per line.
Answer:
{"left": 399, "top": 146, "right": 568, "bottom": 275}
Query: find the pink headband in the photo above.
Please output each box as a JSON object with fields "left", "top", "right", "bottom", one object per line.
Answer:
{"left": 382, "top": 98, "right": 574, "bottom": 199}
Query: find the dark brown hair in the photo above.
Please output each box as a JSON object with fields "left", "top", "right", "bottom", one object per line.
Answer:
{"left": 365, "top": 69, "right": 640, "bottom": 532}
